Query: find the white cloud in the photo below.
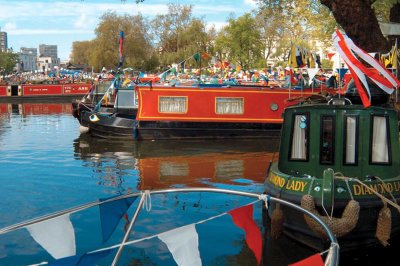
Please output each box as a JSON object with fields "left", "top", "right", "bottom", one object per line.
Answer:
{"left": 3, "top": 22, "right": 17, "bottom": 31}
{"left": 206, "top": 21, "right": 229, "bottom": 31}
{"left": 243, "top": 0, "right": 257, "bottom": 7}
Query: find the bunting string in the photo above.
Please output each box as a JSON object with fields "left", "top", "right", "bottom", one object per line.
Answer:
{"left": 75, "top": 199, "right": 262, "bottom": 255}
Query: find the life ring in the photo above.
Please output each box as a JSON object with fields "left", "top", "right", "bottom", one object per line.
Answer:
{"left": 301, "top": 194, "right": 360, "bottom": 238}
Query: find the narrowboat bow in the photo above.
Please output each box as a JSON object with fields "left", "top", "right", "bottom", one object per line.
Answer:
{"left": 264, "top": 97, "right": 400, "bottom": 251}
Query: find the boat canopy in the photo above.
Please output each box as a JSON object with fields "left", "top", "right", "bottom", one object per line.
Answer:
{"left": 278, "top": 103, "right": 400, "bottom": 181}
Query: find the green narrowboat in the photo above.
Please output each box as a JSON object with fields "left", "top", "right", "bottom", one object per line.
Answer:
{"left": 264, "top": 97, "right": 400, "bottom": 251}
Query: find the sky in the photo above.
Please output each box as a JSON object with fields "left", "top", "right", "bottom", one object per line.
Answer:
{"left": 0, "top": 0, "right": 257, "bottom": 61}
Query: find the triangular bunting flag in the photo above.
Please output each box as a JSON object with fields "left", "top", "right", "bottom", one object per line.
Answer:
{"left": 307, "top": 68, "right": 320, "bottom": 85}
{"left": 193, "top": 52, "right": 200, "bottom": 63}
{"left": 228, "top": 204, "right": 262, "bottom": 265}
{"left": 99, "top": 195, "right": 138, "bottom": 242}
{"left": 336, "top": 68, "right": 348, "bottom": 82}
{"left": 288, "top": 253, "right": 324, "bottom": 266}
{"left": 158, "top": 224, "right": 201, "bottom": 266}
{"left": 26, "top": 214, "right": 76, "bottom": 259}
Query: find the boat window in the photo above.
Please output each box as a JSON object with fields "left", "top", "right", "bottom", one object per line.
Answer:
{"left": 159, "top": 96, "right": 187, "bottom": 113}
{"left": 290, "top": 114, "right": 309, "bottom": 161}
{"left": 371, "top": 115, "right": 391, "bottom": 164}
{"left": 114, "top": 90, "right": 137, "bottom": 109}
{"left": 344, "top": 116, "right": 358, "bottom": 165}
{"left": 320, "top": 116, "right": 335, "bottom": 164}
{"left": 215, "top": 97, "right": 244, "bottom": 114}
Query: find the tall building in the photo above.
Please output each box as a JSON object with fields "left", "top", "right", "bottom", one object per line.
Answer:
{"left": 18, "top": 47, "right": 37, "bottom": 72}
{"left": 39, "top": 44, "right": 59, "bottom": 65}
{"left": 0, "top": 27, "right": 7, "bottom": 52}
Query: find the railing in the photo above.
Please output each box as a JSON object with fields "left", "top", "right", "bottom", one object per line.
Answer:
{"left": 0, "top": 188, "right": 339, "bottom": 266}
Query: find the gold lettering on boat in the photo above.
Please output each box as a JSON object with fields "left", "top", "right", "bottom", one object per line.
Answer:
{"left": 268, "top": 173, "right": 307, "bottom": 192}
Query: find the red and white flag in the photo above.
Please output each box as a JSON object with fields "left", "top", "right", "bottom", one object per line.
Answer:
{"left": 229, "top": 204, "right": 262, "bottom": 265}
{"left": 332, "top": 29, "right": 400, "bottom": 107}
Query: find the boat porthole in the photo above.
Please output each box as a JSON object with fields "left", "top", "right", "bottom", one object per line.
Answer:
{"left": 314, "top": 186, "right": 321, "bottom": 192}
{"left": 337, "top": 187, "right": 345, "bottom": 193}
{"left": 270, "top": 103, "right": 279, "bottom": 111}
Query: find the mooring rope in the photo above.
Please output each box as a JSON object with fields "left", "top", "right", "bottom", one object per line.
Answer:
{"left": 334, "top": 173, "right": 400, "bottom": 212}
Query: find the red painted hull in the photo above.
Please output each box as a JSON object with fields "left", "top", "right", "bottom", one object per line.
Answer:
{"left": 0, "top": 83, "right": 91, "bottom": 99}
{"left": 137, "top": 85, "right": 330, "bottom": 124}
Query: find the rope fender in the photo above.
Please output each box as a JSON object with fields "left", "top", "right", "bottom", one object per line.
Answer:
{"left": 301, "top": 194, "right": 360, "bottom": 238}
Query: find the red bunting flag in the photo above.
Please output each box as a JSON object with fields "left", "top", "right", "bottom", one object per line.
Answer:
{"left": 289, "top": 253, "right": 324, "bottom": 266}
{"left": 202, "top": 52, "right": 211, "bottom": 60}
{"left": 332, "top": 29, "right": 399, "bottom": 108}
{"left": 228, "top": 204, "right": 262, "bottom": 265}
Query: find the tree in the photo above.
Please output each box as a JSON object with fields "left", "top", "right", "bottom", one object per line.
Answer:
{"left": 320, "top": 0, "right": 391, "bottom": 52}
{"left": 215, "top": 13, "right": 264, "bottom": 70}
{"left": 150, "top": 3, "right": 214, "bottom": 66}
{"left": 71, "top": 12, "right": 155, "bottom": 72}
{"left": 0, "top": 51, "right": 19, "bottom": 74}
{"left": 255, "top": 0, "right": 335, "bottom": 66}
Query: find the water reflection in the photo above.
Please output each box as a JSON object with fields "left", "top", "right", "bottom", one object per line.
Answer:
{"left": 0, "top": 102, "right": 73, "bottom": 115}
{"left": 73, "top": 134, "right": 278, "bottom": 191}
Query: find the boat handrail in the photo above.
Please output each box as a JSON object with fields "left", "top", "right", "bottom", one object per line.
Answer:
{"left": 0, "top": 188, "right": 339, "bottom": 266}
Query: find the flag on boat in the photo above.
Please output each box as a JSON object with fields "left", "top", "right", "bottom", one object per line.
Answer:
{"left": 202, "top": 52, "right": 211, "bottom": 60}
{"left": 332, "top": 29, "right": 400, "bottom": 108}
{"left": 99, "top": 195, "right": 138, "bottom": 242}
{"left": 118, "top": 31, "right": 124, "bottom": 68}
{"left": 288, "top": 45, "right": 316, "bottom": 68}
{"left": 288, "top": 253, "right": 324, "bottom": 266}
{"left": 229, "top": 204, "right": 262, "bottom": 265}
{"left": 158, "top": 224, "right": 201, "bottom": 266}
{"left": 26, "top": 214, "right": 76, "bottom": 259}
{"left": 193, "top": 52, "right": 200, "bottom": 63}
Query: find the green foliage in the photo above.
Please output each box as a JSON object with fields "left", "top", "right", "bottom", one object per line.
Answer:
{"left": 71, "top": 12, "right": 154, "bottom": 72}
{"left": 215, "top": 13, "right": 264, "bottom": 70}
{"left": 0, "top": 51, "right": 19, "bottom": 74}
{"left": 150, "top": 4, "right": 214, "bottom": 67}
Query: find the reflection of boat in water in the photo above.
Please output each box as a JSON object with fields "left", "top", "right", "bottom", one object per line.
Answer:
{"left": 73, "top": 135, "right": 278, "bottom": 190}
{"left": 0, "top": 102, "right": 73, "bottom": 115}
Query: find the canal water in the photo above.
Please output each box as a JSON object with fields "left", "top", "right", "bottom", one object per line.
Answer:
{"left": 0, "top": 101, "right": 398, "bottom": 266}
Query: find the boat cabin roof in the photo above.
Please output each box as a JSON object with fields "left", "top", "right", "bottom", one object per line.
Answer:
{"left": 278, "top": 102, "right": 400, "bottom": 181}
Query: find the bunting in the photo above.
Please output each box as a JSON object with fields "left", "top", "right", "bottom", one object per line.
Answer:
{"left": 336, "top": 68, "right": 348, "bottom": 82}
{"left": 16, "top": 198, "right": 337, "bottom": 266}
{"left": 158, "top": 224, "right": 201, "bottom": 266}
{"left": 26, "top": 214, "right": 76, "bottom": 259}
{"left": 288, "top": 253, "right": 324, "bottom": 266}
{"left": 333, "top": 29, "right": 400, "bottom": 107}
{"left": 99, "top": 195, "right": 138, "bottom": 242}
{"left": 193, "top": 52, "right": 200, "bottom": 63}
{"left": 228, "top": 204, "right": 262, "bottom": 265}
{"left": 288, "top": 45, "right": 315, "bottom": 68}
{"left": 118, "top": 31, "right": 124, "bottom": 68}
{"left": 307, "top": 68, "right": 320, "bottom": 85}
{"left": 201, "top": 52, "right": 211, "bottom": 60}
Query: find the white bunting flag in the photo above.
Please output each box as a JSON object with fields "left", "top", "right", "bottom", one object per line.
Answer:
{"left": 158, "top": 224, "right": 201, "bottom": 266}
{"left": 26, "top": 214, "right": 76, "bottom": 259}
{"left": 307, "top": 68, "right": 320, "bottom": 85}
